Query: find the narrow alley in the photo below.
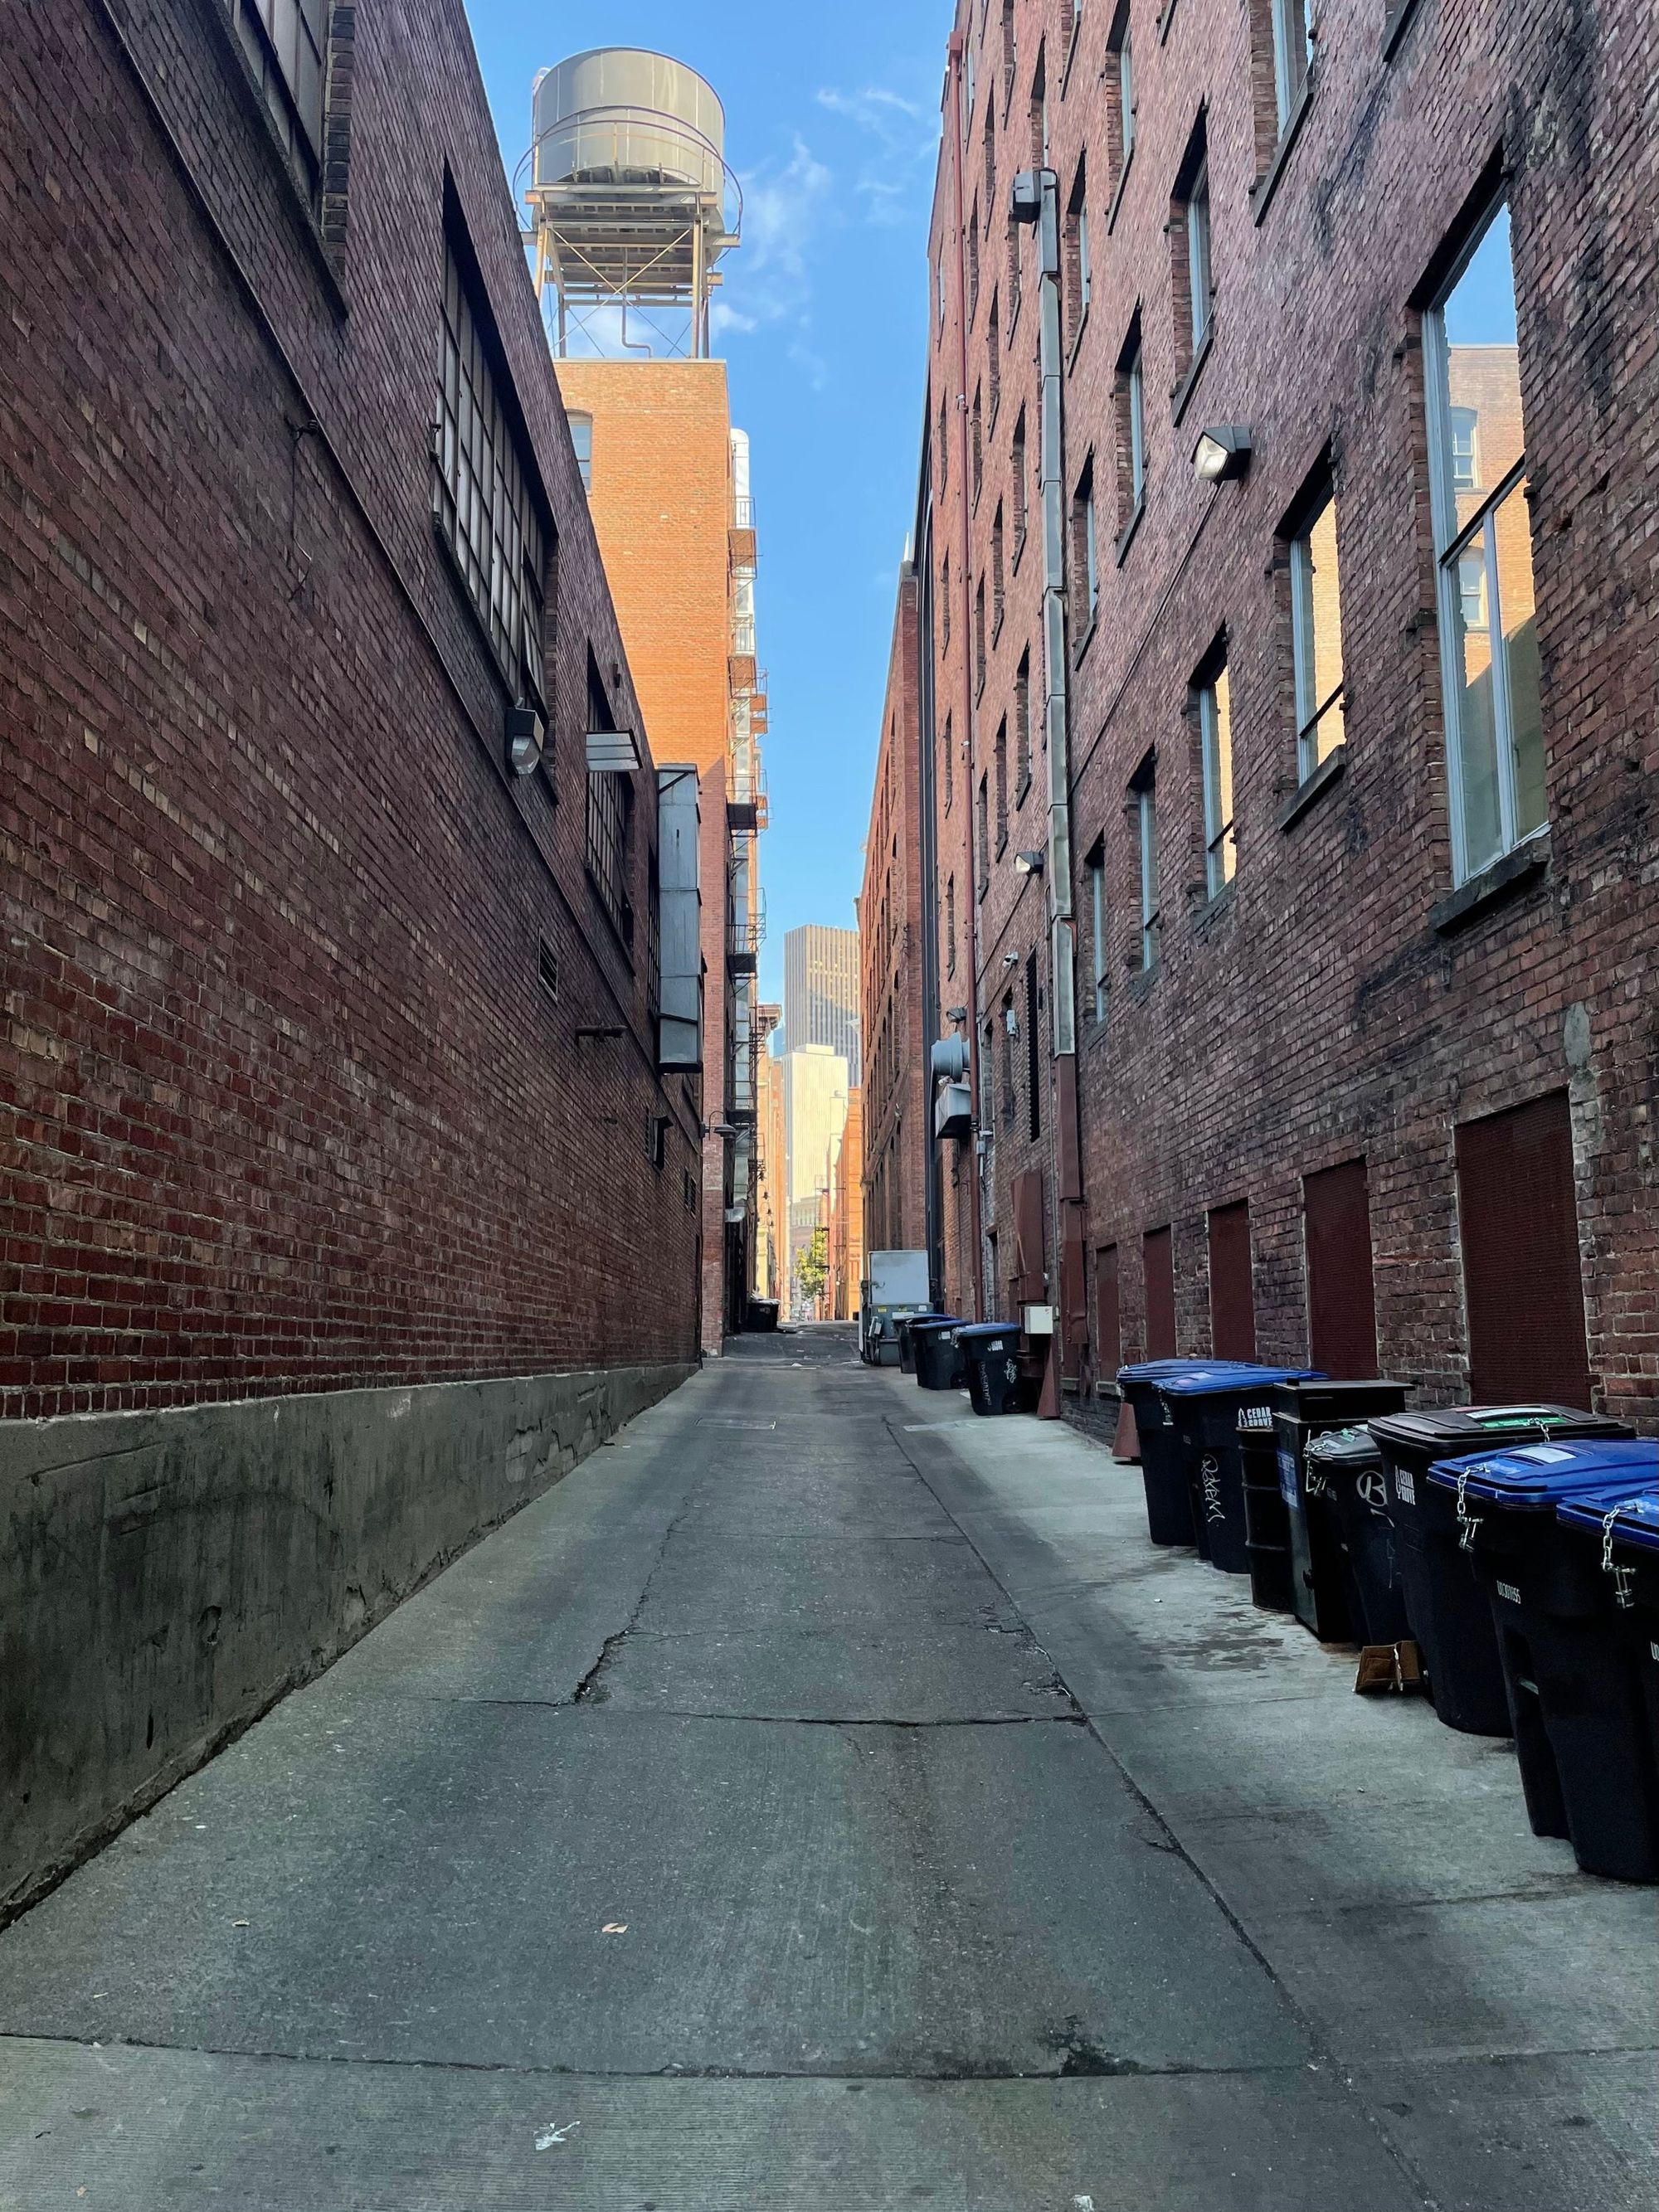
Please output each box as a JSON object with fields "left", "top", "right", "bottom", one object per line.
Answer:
{"left": 2, "top": 1336, "right": 1652, "bottom": 2210}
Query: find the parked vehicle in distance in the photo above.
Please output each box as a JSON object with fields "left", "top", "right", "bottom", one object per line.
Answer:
{"left": 859, "top": 1251, "right": 932, "bottom": 1366}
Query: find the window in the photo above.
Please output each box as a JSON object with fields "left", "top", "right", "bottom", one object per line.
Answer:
{"left": 946, "top": 875, "right": 957, "bottom": 975}
{"left": 1011, "top": 408, "right": 1029, "bottom": 553}
{"left": 1062, "top": 0, "right": 1085, "bottom": 65}
{"left": 585, "top": 663, "right": 633, "bottom": 945}
{"left": 1172, "top": 119, "right": 1213, "bottom": 372}
{"left": 963, "top": 37, "right": 975, "bottom": 130}
{"left": 987, "top": 291, "right": 1001, "bottom": 418}
{"left": 1065, "top": 161, "right": 1092, "bottom": 344}
{"left": 1086, "top": 840, "right": 1108, "bottom": 1022}
{"left": 1456, "top": 1093, "right": 1590, "bottom": 1408}
{"left": 1014, "top": 648, "right": 1032, "bottom": 795}
{"left": 1209, "top": 1201, "right": 1256, "bottom": 1359}
{"left": 974, "top": 575, "right": 988, "bottom": 696}
{"left": 567, "top": 410, "right": 593, "bottom": 492}
{"left": 1002, "top": 0, "right": 1018, "bottom": 105}
{"left": 984, "top": 105, "right": 996, "bottom": 215}
{"left": 1007, "top": 209, "right": 1023, "bottom": 325}
{"left": 1131, "top": 752, "right": 1159, "bottom": 970}
{"left": 1288, "top": 483, "right": 1345, "bottom": 779}
{"left": 937, "top": 253, "right": 946, "bottom": 333}
{"left": 942, "top": 708, "right": 955, "bottom": 810}
{"left": 1268, "top": 0, "right": 1311, "bottom": 135}
{"left": 236, "top": 0, "right": 327, "bottom": 182}
{"left": 991, "top": 503, "right": 1005, "bottom": 634}
{"left": 1302, "top": 1159, "right": 1378, "bottom": 1377}
{"left": 1143, "top": 1225, "right": 1175, "bottom": 1359}
{"left": 1000, "top": 995, "right": 1017, "bottom": 1123}
{"left": 1025, "top": 952, "right": 1042, "bottom": 1140}
{"left": 968, "top": 217, "right": 980, "bottom": 320}
{"left": 937, "top": 396, "right": 949, "bottom": 491}
{"left": 1197, "top": 655, "right": 1235, "bottom": 897}
{"left": 977, "top": 774, "right": 990, "bottom": 891}
{"left": 1107, "top": 7, "right": 1135, "bottom": 190}
{"left": 1029, "top": 48, "right": 1049, "bottom": 170}
{"left": 1071, "top": 460, "right": 1098, "bottom": 634}
{"left": 941, "top": 551, "right": 951, "bottom": 648}
{"left": 434, "top": 238, "right": 547, "bottom": 701}
{"left": 995, "top": 717, "right": 1009, "bottom": 850}
{"left": 1115, "top": 318, "right": 1146, "bottom": 527}
{"left": 971, "top": 384, "right": 984, "bottom": 503}
{"left": 1426, "top": 201, "right": 1544, "bottom": 882}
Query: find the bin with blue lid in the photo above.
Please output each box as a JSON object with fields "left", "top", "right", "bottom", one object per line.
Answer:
{"left": 910, "top": 1317, "right": 966, "bottom": 1391}
{"left": 1305, "top": 1425, "right": 1413, "bottom": 1646}
{"left": 1157, "top": 1365, "right": 1325, "bottom": 1573}
{"left": 1369, "top": 1405, "right": 1633, "bottom": 1733}
{"left": 1559, "top": 1485, "right": 1659, "bottom": 1850}
{"left": 1443, "top": 1444, "right": 1659, "bottom": 1881}
{"left": 1273, "top": 1381, "right": 1412, "bottom": 1641}
{"left": 897, "top": 1312, "right": 951, "bottom": 1376}
{"left": 958, "top": 1321, "right": 1038, "bottom": 1416}
{"left": 1118, "top": 1360, "right": 1265, "bottom": 1548}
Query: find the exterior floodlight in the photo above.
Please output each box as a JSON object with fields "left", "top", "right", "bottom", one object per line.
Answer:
{"left": 945, "top": 1004, "right": 968, "bottom": 1023}
{"left": 705, "top": 1120, "right": 739, "bottom": 1140}
{"left": 505, "top": 704, "right": 545, "bottom": 775}
{"left": 1193, "top": 425, "right": 1253, "bottom": 484}
{"left": 1014, "top": 848, "right": 1046, "bottom": 876}
{"left": 1003, "top": 950, "right": 1019, "bottom": 968}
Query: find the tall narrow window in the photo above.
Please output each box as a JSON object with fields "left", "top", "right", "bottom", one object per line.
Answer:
{"left": 942, "top": 708, "right": 954, "bottom": 811}
{"left": 1065, "top": 161, "right": 1091, "bottom": 343}
{"left": 1172, "top": 118, "right": 1213, "bottom": 373}
{"left": 946, "top": 874, "right": 957, "bottom": 975}
{"left": 937, "top": 253, "right": 947, "bottom": 333}
{"left": 991, "top": 503, "right": 1006, "bottom": 633}
{"left": 987, "top": 291, "right": 1001, "bottom": 418}
{"left": 1011, "top": 408, "right": 1029, "bottom": 552}
{"left": 567, "top": 411, "right": 593, "bottom": 492}
{"left": 977, "top": 774, "right": 990, "bottom": 890}
{"left": 1000, "top": 995, "right": 1017, "bottom": 1122}
{"left": 995, "top": 717, "right": 1010, "bottom": 850}
{"left": 585, "top": 662, "right": 634, "bottom": 946}
{"left": 941, "top": 550, "right": 951, "bottom": 648}
{"left": 1269, "top": 0, "right": 1311, "bottom": 134}
{"left": 974, "top": 576, "right": 988, "bottom": 695}
{"left": 1131, "top": 752, "right": 1159, "bottom": 971}
{"left": 435, "top": 236, "right": 547, "bottom": 703}
{"left": 1115, "top": 318, "right": 1146, "bottom": 528}
{"left": 1107, "top": 7, "right": 1135, "bottom": 191}
{"left": 971, "top": 384, "right": 984, "bottom": 503}
{"left": 1002, "top": 0, "right": 1018, "bottom": 105}
{"left": 1029, "top": 49, "right": 1048, "bottom": 170}
{"left": 1007, "top": 210, "right": 1023, "bottom": 324}
{"left": 236, "top": 0, "right": 327, "bottom": 181}
{"left": 937, "top": 397, "right": 949, "bottom": 490}
{"left": 1289, "top": 483, "right": 1345, "bottom": 779}
{"left": 1087, "top": 840, "right": 1108, "bottom": 1023}
{"left": 984, "top": 105, "right": 995, "bottom": 215}
{"left": 1198, "top": 655, "right": 1235, "bottom": 897}
{"left": 968, "top": 216, "right": 980, "bottom": 320}
{"left": 1072, "top": 460, "right": 1099, "bottom": 633}
{"left": 1025, "top": 952, "right": 1042, "bottom": 1140}
{"left": 1014, "top": 648, "right": 1032, "bottom": 795}
{"left": 1426, "top": 201, "right": 1544, "bottom": 882}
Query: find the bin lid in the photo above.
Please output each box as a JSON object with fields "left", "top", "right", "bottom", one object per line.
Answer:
{"left": 1306, "top": 1424, "right": 1385, "bottom": 1471}
{"left": 1269, "top": 1378, "right": 1410, "bottom": 1420}
{"left": 1370, "top": 1404, "right": 1631, "bottom": 1456}
{"left": 1157, "top": 1364, "right": 1322, "bottom": 1399}
{"left": 1426, "top": 1437, "right": 1659, "bottom": 1511}
{"left": 908, "top": 1316, "right": 963, "bottom": 1336}
{"left": 958, "top": 1321, "right": 1018, "bottom": 1342}
{"left": 1557, "top": 1475, "right": 1659, "bottom": 1553}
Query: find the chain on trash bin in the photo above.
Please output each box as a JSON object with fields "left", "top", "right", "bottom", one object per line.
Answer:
{"left": 1456, "top": 1467, "right": 1482, "bottom": 1553}
{"left": 1600, "top": 1505, "right": 1637, "bottom": 1611}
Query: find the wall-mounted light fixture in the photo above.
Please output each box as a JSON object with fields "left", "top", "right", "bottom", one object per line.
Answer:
{"left": 1193, "top": 425, "right": 1253, "bottom": 484}
{"left": 506, "top": 704, "right": 545, "bottom": 776}
{"left": 945, "top": 1004, "right": 968, "bottom": 1023}
{"left": 1003, "top": 950, "right": 1019, "bottom": 969}
{"left": 1014, "top": 848, "right": 1046, "bottom": 876}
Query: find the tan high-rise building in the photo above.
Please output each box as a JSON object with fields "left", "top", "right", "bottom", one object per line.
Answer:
{"left": 527, "top": 51, "right": 767, "bottom": 1349}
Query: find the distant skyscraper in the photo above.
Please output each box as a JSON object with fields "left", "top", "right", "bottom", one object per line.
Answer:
{"left": 784, "top": 924, "right": 861, "bottom": 1084}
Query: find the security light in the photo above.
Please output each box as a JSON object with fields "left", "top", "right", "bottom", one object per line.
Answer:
{"left": 946, "top": 1004, "right": 968, "bottom": 1023}
{"left": 505, "top": 704, "right": 545, "bottom": 775}
{"left": 1003, "top": 950, "right": 1019, "bottom": 968}
{"left": 1193, "top": 425, "right": 1253, "bottom": 484}
{"left": 1014, "top": 848, "right": 1046, "bottom": 875}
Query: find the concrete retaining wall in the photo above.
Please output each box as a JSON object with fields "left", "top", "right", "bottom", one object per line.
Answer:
{"left": 0, "top": 1362, "right": 693, "bottom": 1919}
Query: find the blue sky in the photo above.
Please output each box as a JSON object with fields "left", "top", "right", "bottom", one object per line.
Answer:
{"left": 467, "top": 2, "right": 949, "bottom": 1005}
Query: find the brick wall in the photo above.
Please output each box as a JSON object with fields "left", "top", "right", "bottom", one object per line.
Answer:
{"left": 914, "top": 0, "right": 1658, "bottom": 1423}
{"left": 0, "top": 0, "right": 703, "bottom": 1417}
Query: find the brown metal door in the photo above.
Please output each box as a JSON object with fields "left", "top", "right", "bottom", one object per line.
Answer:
{"left": 1457, "top": 1091, "right": 1591, "bottom": 1407}
{"left": 1143, "top": 1225, "right": 1176, "bottom": 1359}
{"left": 1303, "top": 1159, "right": 1378, "bottom": 1378}
{"left": 1208, "top": 1201, "right": 1256, "bottom": 1360}
{"left": 1095, "top": 1244, "right": 1121, "bottom": 1374}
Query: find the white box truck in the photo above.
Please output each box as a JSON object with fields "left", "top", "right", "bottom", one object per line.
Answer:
{"left": 859, "top": 1250, "right": 932, "bottom": 1367}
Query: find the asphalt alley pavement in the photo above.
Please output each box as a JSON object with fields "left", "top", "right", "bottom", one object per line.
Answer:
{"left": 0, "top": 1325, "right": 1654, "bottom": 2209}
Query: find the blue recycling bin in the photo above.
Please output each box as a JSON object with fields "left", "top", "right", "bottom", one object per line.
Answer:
{"left": 1158, "top": 1366, "right": 1325, "bottom": 1573}
{"left": 1369, "top": 1406, "right": 1633, "bottom": 1733}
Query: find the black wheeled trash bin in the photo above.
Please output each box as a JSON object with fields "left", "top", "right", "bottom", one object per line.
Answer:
{"left": 1305, "top": 1426, "right": 1413, "bottom": 1645}
{"left": 1370, "top": 1406, "right": 1633, "bottom": 1734}
{"left": 1119, "top": 1360, "right": 1250, "bottom": 1548}
{"left": 1559, "top": 1480, "right": 1659, "bottom": 1875}
{"left": 1274, "top": 1382, "right": 1412, "bottom": 1642}
{"left": 911, "top": 1318, "right": 966, "bottom": 1391}
{"left": 958, "top": 1322, "right": 1037, "bottom": 1416}
{"left": 1238, "top": 1405, "right": 1295, "bottom": 1611}
{"left": 1159, "top": 1366, "right": 1324, "bottom": 1574}
{"left": 1429, "top": 1441, "right": 1659, "bottom": 1877}
{"left": 898, "top": 1312, "right": 949, "bottom": 1376}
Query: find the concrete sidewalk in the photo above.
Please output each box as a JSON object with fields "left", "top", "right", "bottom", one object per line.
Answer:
{"left": 889, "top": 1373, "right": 1659, "bottom": 2208}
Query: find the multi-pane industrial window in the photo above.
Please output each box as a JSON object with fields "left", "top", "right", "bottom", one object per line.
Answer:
{"left": 1131, "top": 753, "right": 1159, "bottom": 970}
{"left": 1086, "top": 842, "right": 1108, "bottom": 1023}
{"left": 1289, "top": 484, "right": 1345, "bottom": 779}
{"left": 236, "top": 0, "right": 327, "bottom": 181}
{"left": 1198, "top": 658, "right": 1235, "bottom": 897}
{"left": 1269, "top": 0, "right": 1312, "bottom": 134}
{"left": 435, "top": 241, "right": 547, "bottom": 698}
{"left": 586, "top": 666, "right": 632, "bottom": 944}
{"left": 567, "top": 411, "right": 593, "bottom": 491}
{"left": 1425, "top": 201, "right": 1545, "bottom": 882}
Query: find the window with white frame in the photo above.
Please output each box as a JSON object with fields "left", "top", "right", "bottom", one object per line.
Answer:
{"left": 1185, "top": 158, "right": 1212, "bottom": 356}
{"left": 1116, "top": 320, "right": 1146, "bottom": 525}
{"left": 1288, "top": 483, "right": 1345, "bottom": 779}
{"left": 1269, "top": 0, "right": 1311, "bottom": 135}
{"left": 1087, "top": 842, "right": 1108, "bottom": 1023}
{"left": 1426, "top": 201, "right": 1544, "bottom": 882}
{"left": 434, "top": 238, "right": 547, "bottom": 701}
{"left": 236, "top": 0, "right": 327, "bottom": 182}
{"left": 1198, "top": 656, "right": 1235, "bottom": 897}
{"left": 1131, "top": 754, "right": 1160, "bottom": 970}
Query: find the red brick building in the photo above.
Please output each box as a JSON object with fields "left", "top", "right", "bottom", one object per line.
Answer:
{"left": 907, "top": 0, "right": 1658, "bottom": 1428}
{"left": 1, "top": 0, "right": 701, "bottom": 1911}
{"left": 860, "top": 566, "right": 933, "bottom": 1269}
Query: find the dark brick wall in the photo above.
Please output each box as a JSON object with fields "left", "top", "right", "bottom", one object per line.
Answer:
{"left": 0, "top": 0, "right": 703, "bottom": 1417}
{"left": 919, "top": 0, "right": 1658, "bottom": 1424}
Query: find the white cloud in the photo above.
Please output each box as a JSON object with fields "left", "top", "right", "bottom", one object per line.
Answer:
{"left": 815, "top": 81, "right": 937, "bottom": 228}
